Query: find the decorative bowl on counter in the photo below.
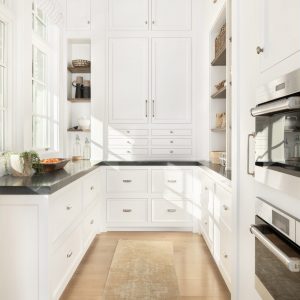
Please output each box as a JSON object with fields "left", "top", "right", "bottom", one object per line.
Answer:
{"left": 38, "top": 158, "right": 70, "bottom": 173}
{"left": 72, "top": 59, "right": 91, "bottom": 68}
{"left": 78, "top": 118, "right": 91, "bottom": 130}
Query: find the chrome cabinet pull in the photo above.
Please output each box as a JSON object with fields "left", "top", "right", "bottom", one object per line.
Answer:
{"left": 167, "top": 209, "right": 176, "bottom": 213}
{"left": 170, "top": 140, "right": 174, "bottom": 144}
{"left": 66, "top": 206, "right": 72, "bottom": 210}
{"left": 67, "top": 251, "right": 73, "bottom": 258}
{"left": 247, "top": 132, "right": 255, "bottom": 176}
{"left": 126, "top": 140, "right": 131, "bottom": 144}
{"left": 152, "top": 20, "right": 155, "bottom": 24}
{"left": 152, "top": 100, "right": 155, "bottom": 118}
{"left": 168, "top": 179, "right": 177, "bottom": 183}
{"left": 126, "top": 150, "right": 131, "bottom": 154}
{"left": 224, "top": 254, "right": 228, "bottom": 259}
{"left": 223, "top": 205, "right": 229, "bottom": 211}
{"left": 145, "top": 100, "right": 148, "bottom": 118}
{"left": 90, "top": 219, "right": 94, "bottom": 225}
{"left": 256, "top": 46, "right": 264, "bottom": 54}
{"left": 123, "top": 209, "right": 132, "bottom": 213}
{"left": 123, "top": 179, "right": 132, "bottom": 183}
{"left": 170, "top": 150, "right": 174, "bottom": 154}
{"left": 126, "top": 130, "right": 130, "bottom": 134}
{"left": 90, "top": 186, "right": 94, "bottom": 191}
{"left": 145, "top": 20, "right": 148, "bottom": 25}
{"left": 250, "top": 225, "right": 300, "bottom": 272}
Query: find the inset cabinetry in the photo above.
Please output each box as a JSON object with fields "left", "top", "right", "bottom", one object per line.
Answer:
{"left": 66, "top": 0, "right": 91, "bottom": 30}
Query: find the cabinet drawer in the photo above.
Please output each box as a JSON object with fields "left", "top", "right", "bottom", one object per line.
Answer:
{"left": 151, "top": 199, "right": 192, "bottom": 223}
{"left": 152, "top": 129, "right": 192, "bottom": 136}
{"left": 108, "top": 128, "right": 149, "bottom": 136}
{"left": 82, "top": 205, "right": 98, "bottom": 248}
{"left": 216, "top": 184, "right": 232, "bottom": 229}
{"left": 151, "top": 169, "right": 193, "bottom": 195}
{"left": 52, "top": 184, "right": 82, "bottom": 241}
{"left": 107, "top": 199, "right": 148, "bottom": 223}
{"left": 220, "top": 222, "right": 231, "bottom": 282}
{"left": 151, "top": 148, "right": 192, "bottom": 155}
{"left": 201, "top": 213, "right": 214, "bottom": 252}
{"left": 106, "top": 169, "right": 148, "bottom": 193}
{"left": 151, "top": 138, "right": 192, "bottom": 146}
{"left": 82, "top": 171, "right": 100, "bottom": 209}
{"left": 109, "top": 138, "right": 148, "bottom": 146}
{"left": 109, "top": 148, "right": 148, "bottom": 156}
{"left": 52, "top": 225, "right": 82, "bottom": 298}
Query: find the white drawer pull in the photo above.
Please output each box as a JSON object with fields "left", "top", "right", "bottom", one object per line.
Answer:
{"left": 123, "top": 209, "right": 132, "bottom": 213}
{"left": 90, "top": 186, "right": 95, "bottom": 191}
{"left": 168, "top": 179, "right": 177, "bottom": 183}
{"left": 66, "top": 206, "right": 72, "bottom": 210}
{"left": 90, "top": 219, "right": 94, "bottom": 225}
{"left": 123, "top": 179, "right": 132, "bottom": 183}
{"left": 67, "top": 251, "right": 73, "bottom": 258}
{"left": 167, "top": 209, "right": 177, "bottom": 213}
{"left": 223, "top": 205, "right": 229, "bottom": 211}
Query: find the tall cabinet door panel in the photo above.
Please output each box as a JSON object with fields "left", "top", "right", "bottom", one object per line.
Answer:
{"left": 259, "top": 0, "right": 300, "bottom": 73}
{"left": 109, "top": 38, "right": 149, "bottom": 124}
{"left": 151, "top": 0, "right": 192, "bottom": 31}
{"left": 151, "top": 38, "right": 192, "bottom": 124}
{"left": 66, "top": 0, "right": 91, "bottom": 30}
{"left": 109, "top": 0, "right": 149, "bottom": 31}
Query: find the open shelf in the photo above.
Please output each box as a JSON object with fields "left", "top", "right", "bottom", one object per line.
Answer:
{"left": 211, "top": 48, "right": 226, "bottom": 66}
{"left": 68, "top": 128, "right": 91, "bottom": 132}
{"left": 211, "top": 128, "right": 226, "bottom": 132}
{"left": 68, "top": 99, "right": 91, "bottom": 103}
{"left": 67, "top": 66, "right": 91, "bottom": 73}
{"left": 211, "top": 86, "right": 226, "bottom": 99}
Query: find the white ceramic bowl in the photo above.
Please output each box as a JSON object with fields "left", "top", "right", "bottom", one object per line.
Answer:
{"left": 78, "top": 118, "right": 91, "bottom": 130}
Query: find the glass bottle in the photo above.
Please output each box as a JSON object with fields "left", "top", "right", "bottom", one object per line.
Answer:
{"left": 73, "top": 134, "right": 82, "bottom": 159}
{"left": 294, "top": 135, "right": 300, "bottom": 158}
{"left": 83, "top": 137, "right": 91, "bottom": 160}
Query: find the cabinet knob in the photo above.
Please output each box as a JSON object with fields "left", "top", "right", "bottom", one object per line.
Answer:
{"left": 123, "top": 209, "right": 132, "bottom": 213}
{"left": 87, "top": 20, "right": 90, "bottom": 25}
{"left": 205, "top": 187, "right": 208, "bottom": 191}
{"left": 127, "top": 140, "right": 131, "bottom": 144}
{"left": 127, "top": 150, "right": 131, "bottom": 154}
{"left": 170, "top": 150, "right": 174, "bottom": 154}
{"left": 204, "top": 221, "right": 208, "bottom": 225}
{"left": 123, "top": 179, "right": 132, "bottom": 183}
{"left": 67, "top": 251, "right": 73, "bottom": 258}
{"left": 66, "top": 206, "right": 72, "bottom": 210}
{"left": 126, "top": 130, "right": 130, "bottom": 134}
{"left": 145, "top": 20, "right": 148, "bottom": 24}
{"left": 256, "top": 46, "right": 264, "bottom": 54}
{"left": 223, "top": 205, "right": 229, "bottom": 211}
{"left": 152, "top": 20, "right": 155, "bottom": 24}
{"left": 90, "top": 186, "right": 94, "bottom": 191}
{"left": 90, "top": 219, "right": 94, "bottom": 225}
{"left": 168, "top": 179, "right": 177, "bottom": 183}
{"left": 170, "top": 131, "right": 174, "bottom": 134}
{"left": 224, "top": 254, "right": 228, "bottom": 259}
{"left": 167, "top": 209, "right": 176, "bottom": 213}
{"left": 170, "top": 140, "right": 174, "bottom": 144}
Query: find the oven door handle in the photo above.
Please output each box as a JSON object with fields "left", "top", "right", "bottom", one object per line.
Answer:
{"left": 250, "top": 224, "right": 300, "bottom": 272}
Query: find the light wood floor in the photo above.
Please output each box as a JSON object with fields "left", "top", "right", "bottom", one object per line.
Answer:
{"left": 61, "top": 232, "right": 230, "bottom": 300}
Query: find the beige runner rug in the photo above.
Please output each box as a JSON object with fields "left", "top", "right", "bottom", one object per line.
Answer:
{"left": 103, "top": 240, "right": 180, "bottom": 300}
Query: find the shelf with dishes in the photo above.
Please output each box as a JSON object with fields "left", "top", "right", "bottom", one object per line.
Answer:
{"left": 68, "top": 98, "right": 91, "bottom": 103}
{"left": 211, "top": 85, "right": 226, "bottom": 99}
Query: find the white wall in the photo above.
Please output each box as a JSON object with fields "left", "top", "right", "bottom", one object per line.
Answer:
{"left": 231, "top": 0, "right": 260, "bottom": 299}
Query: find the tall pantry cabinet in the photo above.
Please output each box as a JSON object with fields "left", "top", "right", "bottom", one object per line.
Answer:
{"left": 103, "top": 0, "right": 196, "bottom": 160}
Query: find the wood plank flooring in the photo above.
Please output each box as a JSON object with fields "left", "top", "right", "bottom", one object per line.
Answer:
{"left": 60, "top": 232, "right": 230, "bottom": 300}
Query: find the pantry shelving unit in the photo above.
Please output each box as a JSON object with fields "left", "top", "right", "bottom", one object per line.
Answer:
{"left": 209, "top": 2, "right": 232, "bottom": 170}
{"left": 66, "top": 39, "right": 92, "bottom": 158}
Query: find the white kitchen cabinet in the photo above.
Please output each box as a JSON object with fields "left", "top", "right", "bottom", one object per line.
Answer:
{"left": 258, "top": 0, "right": 300, "bottom": 73}
{"left": 151, "top": 0, "right": 192, "bottom": 31}
{"left": 152, "top": 38, "right": 192, "bottom": 124}
{"left": 109, "top": 0, "right": 149, "bottom": 30}
{"left": 109, "top": 38, "right": 149, "bottom": 124}
{"left": 66, "top": 0, "right": 91, "bottom": 30}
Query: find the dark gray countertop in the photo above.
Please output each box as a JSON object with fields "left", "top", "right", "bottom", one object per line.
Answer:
{"left": 0, "top": 160, "right": 231, "bottom": 195}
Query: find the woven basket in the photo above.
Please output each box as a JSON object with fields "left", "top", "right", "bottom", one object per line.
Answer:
{"left": 215, "top": 24, "right": 226, "bottom": 58}
{"left": 72, "top": 59, "right": 91, "bottom": 68}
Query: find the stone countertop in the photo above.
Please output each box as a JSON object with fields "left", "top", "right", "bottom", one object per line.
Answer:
{"left": 0, "top": 160, "right": 231, "bottom": 195}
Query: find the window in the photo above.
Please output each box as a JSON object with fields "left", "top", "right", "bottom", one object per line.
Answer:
{"left": 0, "top": 20, "right": 6, "bottom": 152}
{"left": 32, "top": 2, "right": 60, "bottom": 152}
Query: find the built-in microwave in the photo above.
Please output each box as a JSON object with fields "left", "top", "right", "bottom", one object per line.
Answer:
{"left": 250, "top": 69, "right": 300, "bottom": 197}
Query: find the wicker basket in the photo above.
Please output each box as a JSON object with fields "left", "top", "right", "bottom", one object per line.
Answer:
{"left": 215, "top": 24, "right": 226, "bottom": 58}
{"left": 210, "top": 151, "right": 224, "bottom": 164}
{"left": 72, "top": 59, "right": 91, "bottom": 68}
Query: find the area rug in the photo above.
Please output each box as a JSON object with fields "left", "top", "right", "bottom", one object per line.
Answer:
{"left": 103, "top": 240, "right": 180, "bottom": 300}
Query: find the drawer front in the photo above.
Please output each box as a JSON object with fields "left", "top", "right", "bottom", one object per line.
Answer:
{"left": 52, "top": 225, "right": 82, "bottom": 298}
{"left": 107, "top": 199, "right": 148, "bottom": 223}
{"left": 109, "top": 128, "right": 149, "bottom": 136}
{"left": 83, "top": 205, "right": 98, "bottom": 248}
{"left": 216, "top": 184, "right": 232, "bottom": 229}
{"left": 201, "top": 213, "right": 214, "bottom": 252}
{"left": 220, "top": 222, "right": 231, "bottom": 279}
{"left": 151, "top": 138, "right": 192, "bottom": 146}
{"left": 151, "top": 148, "right": 192, "bottom": 155}
{"left": 82, "top": 171, "right": 100, "bottom": 209}
{"left": 106, "top": 169, "right": 148, "bottom": 193}
{"left": 109, "top": 148, "right": 148, "bottom": 155}
{"left": 109, "top": 138, "right": 149, "bottom": 146}
{"left": 52, "top": 184, "right": 82, "bottom": 241}
{"left": 151, "top": 169, "right": 193, "bottom": 196}
{"left": 151, "top": 129, "right": 192, "bottom": 136}
{"left": 151, "top": 199, "right": 192, "bottom": 223}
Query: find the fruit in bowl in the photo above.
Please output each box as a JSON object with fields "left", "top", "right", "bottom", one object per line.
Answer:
{"left": 39, "top": 158, "right": 70, "bottom": 173}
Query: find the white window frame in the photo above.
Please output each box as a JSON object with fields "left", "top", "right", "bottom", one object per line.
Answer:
{"left": 32, "top": 2, "right": 60, "bottom": 155}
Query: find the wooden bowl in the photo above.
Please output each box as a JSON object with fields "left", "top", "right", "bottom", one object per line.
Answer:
{"left": 39, "top": 158, "right": 70, "bottom": 173}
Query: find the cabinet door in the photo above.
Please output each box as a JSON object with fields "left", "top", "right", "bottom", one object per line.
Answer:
{"left": 109, "top": 0, "right": 149, "bottom": 30}
{"left": 109, "top": 38, "right": 149, "bottom": 123}
{"left": 66, "top": 0, "right": 91, "bottom": 30}
{"left": 151, "top": 38, "right": 192, "bottom": 124}
{"left": 151, "top": 0, "right": 192, "bottom": 31}
{"left": 259, "top": 0, "right": 300, "bottom": 73}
